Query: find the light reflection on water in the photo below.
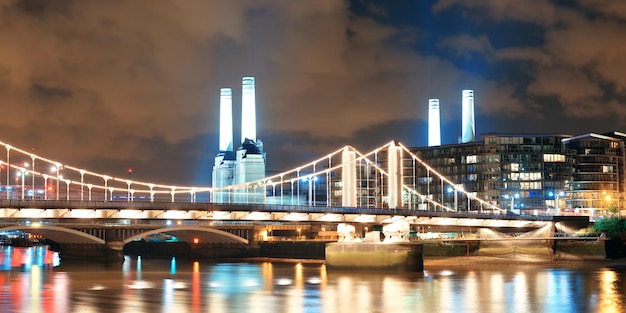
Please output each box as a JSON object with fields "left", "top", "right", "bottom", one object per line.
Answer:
{"left": 0, "top": 246, "right": 625, "bottom": 312}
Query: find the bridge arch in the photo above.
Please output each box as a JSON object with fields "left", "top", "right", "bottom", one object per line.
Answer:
{"left": 124, "top": 226, "right": 249, "bottom": 245}
{"left": 0, "top": 225, "right": 106, "bottom": 245}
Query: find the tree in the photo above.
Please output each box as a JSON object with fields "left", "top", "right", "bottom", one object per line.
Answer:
{"left": 593, "top": 217, "right": 626, "bottom": 238}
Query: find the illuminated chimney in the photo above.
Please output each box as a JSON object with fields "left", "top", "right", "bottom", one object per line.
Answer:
{"left": 461, "top": 90, "right": 475, "bottom": 143}
{"left": 428, "top": 99, "right": 441, "bottom": 146}
{"left": 219, "top": 88, "right": 233, "bottom": 152}
{"left": 241, "top": 77, "right": 256, "bottom": 143}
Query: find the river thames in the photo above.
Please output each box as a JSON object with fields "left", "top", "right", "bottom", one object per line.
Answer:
{"left": 1, "top": 245, "right": 625, "bottom": 313}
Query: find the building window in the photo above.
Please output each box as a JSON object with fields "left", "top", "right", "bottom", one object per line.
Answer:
{"left": 511, "top": 163, "right": 520, "bottom": 172}
{"left": 521, "top": 182, "right": 542, "bottom": 190}
{"left": 543, "top": 153, "right": 565, "bottom": 162}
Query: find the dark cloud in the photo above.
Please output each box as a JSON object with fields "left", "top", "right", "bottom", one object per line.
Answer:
{"left": 29, "top": 83, "right": 73, "bottom": 101}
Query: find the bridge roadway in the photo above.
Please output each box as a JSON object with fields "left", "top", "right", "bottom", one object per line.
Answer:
{"left": 0, "top": 199, "right": 554, "bottom": 227}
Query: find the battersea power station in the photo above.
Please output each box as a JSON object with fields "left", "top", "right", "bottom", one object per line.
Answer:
{"left": 212, "top": 77, "right": 266, "bottom": 204}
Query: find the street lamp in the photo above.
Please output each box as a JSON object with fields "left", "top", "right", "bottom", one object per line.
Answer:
{"left": 302, "top": 176, "right": 318, "bottom": 206}
{"left": 42, "top": 174, "right": 48, "bottom": 200}
{"left": 65, "top": 179, "right": 71, "bottom": 200}
{"left": 5, "top": 145, "right": 11, "bottom": 199}
{"left": 457, "top": 185, "right": 470, "bottom": 211}
{"left": 17, "top": 168, "right": 27, "bottom": 200}
{"left": 51, "top": 165, "right": 60, "bottom": 200}
{"left": 87, "top": 184, "right": 93, "bottom": 201}
{"left": 30, "top": 156, "right": 35, "bottom": 199}
{"left": 0, "top": 161, "right": 4, "bottom": 199}
{"left": 22, "top": 162, "right": 29, "bottom": 199}
{"left": 548, "top": 191, "right": 565, "bottom": 216}
{"left": 447, "top": 184, "right": 463, "bottom": 211}
{"left": 604, "top": 192, "right": 613, "bottom": 217}
{"left": 504, "top": 193, "right": 520, "bottom": 214}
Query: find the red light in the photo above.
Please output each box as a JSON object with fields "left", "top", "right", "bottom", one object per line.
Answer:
{"left": 128, "top": 168, "right": 133, "bottom": 173}
{"left": 193, "top": 238, "right": 199, "bottom": 244}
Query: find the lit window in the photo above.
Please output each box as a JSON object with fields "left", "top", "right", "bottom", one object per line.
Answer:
{"left": 543, "top": 154, "right": 565, "bottom": 162}
{"left": 466, "top": 155, "right": 477, "bottom": 164}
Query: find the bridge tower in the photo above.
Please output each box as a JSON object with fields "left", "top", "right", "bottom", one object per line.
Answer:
{"left": 387, "top": 141, "right": 403, "bottom": 208}
{"left": 341, "top": 147, "right": 357, "bottom": 207}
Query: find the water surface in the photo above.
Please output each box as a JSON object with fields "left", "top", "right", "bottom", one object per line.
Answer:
{"left": 0, "top": 246, "right": 624, "bottom": 313}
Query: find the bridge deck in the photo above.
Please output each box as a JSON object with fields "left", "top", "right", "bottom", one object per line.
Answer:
{"left": 0, "top": 199, "right": 556, "bottom": 222}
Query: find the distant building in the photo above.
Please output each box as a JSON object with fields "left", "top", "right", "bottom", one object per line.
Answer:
{"left": 562, "top": 132, "right": 625, "bottom": 217}
{"left": 407, "top": 133, "right": 576, "bottom": 214}
{"left": 405, "top": 131, "right": 626, "bottom": 219}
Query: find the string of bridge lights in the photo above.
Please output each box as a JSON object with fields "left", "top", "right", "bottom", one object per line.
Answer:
{"left": 0, "top": 140, "right": 208, "bottom": 202}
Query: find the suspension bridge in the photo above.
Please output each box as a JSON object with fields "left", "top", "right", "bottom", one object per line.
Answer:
{"left": 0, "top": 139, "right": 577, "bottom": 259}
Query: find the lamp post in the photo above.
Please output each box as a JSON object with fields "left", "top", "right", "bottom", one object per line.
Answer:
{"left": 0, "top": 161, "right": 4, "bottom": 199}
{"left": 65, "top": 179, "right": 71, "bottom": 200}
{"left": 6, "top": 145, "right": 11, "bottom": 199}
{"left": 42, "top": 174, "right": 48, "bottom": 200}
{"left": 457, "top": 185, "right": 469, "bottom": 211}
{"left": 17, "top": 168, "right": 26, "bottom": 200}
{"left": 30, "top": 156, "right": 35, "bottom": 199}
{"left": 22, "top": 162, "right": 29, "bottom": 199}
{"left": 549, "top": 191, "right": 565, "bottom": 216}
{"left": 605, "top": 193, "right": 612, "bottom": 217}
{"left": 51, "top": 165, "right": 60, "bottom": 200}
{"left": 303, "top": 176, "right": 318, "bottom": 206}
{"left": 504, "top": 193, "right": 520, "bottom": 214}
{"left": 447, "top": 184, "right": 462, "bottom": 212}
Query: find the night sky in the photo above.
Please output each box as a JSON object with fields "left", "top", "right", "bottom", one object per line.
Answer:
{"left": 1, "top": 0, "right": 625, "bottom": 186}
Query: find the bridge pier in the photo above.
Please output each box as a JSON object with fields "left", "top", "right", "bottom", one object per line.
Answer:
{"left": 57, "top": 242, "right": 124, "bottom": 262}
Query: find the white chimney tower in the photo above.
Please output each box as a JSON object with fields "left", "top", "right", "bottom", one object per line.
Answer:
{"left": 219, "top": 88, "right": 233, "bottom": 152}
{"left": 241, "top": 77, "right": 256, "bottom": 143}
{"left": 461, "top": 90, "right": 475, "bottom": 143}
{"left": 428, "top": 99, "right": 441, "bottom": 146}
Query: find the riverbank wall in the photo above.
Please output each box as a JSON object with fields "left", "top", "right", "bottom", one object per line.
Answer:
{"left": 58, "top": 238, "right": 613, "bottom": 262}
{"left": 325, "top": 242, "right": 423, "bottom": 271}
